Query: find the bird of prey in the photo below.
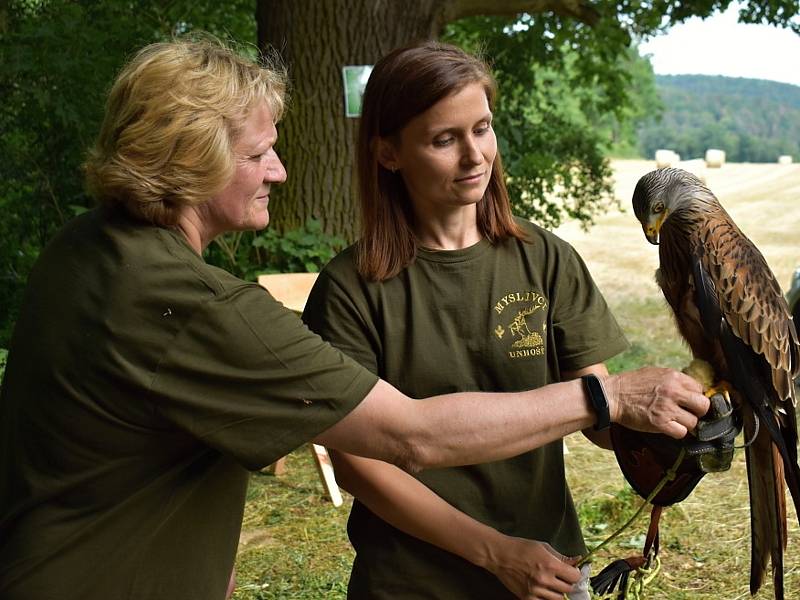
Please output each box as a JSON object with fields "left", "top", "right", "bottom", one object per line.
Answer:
{"left": 632, "top": 167, "right": 800, "bottom": 599}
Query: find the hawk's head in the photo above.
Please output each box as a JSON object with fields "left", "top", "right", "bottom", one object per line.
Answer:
{"left": 632, "top": 168, "right": 713, "bottom": 245}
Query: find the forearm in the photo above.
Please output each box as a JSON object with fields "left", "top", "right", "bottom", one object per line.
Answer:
{"left": 412, "top": 380, "right": 595, "bottom": 469}
{"left": 563, "top": 364, "right": 613, "bottom": 450}
{"left": 316, "top": 378, "right": 595, "bottom": 472}
{"left": 329, "top": 450, "right": 502, "bottom": 569}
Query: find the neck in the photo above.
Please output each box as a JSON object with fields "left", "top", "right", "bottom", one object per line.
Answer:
{"left": 413, "top": 204, "right": 482, "bottom": 250}
{"left": 175, "top": 206, "right": 215, "bottom": 255}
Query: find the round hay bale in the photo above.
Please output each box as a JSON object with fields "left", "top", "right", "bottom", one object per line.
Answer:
{"left": 680, "top": 159, "right": 707, "bottom": 184}
{"left": 778, "top": 155, "right": 793, "bottom": 165}
{"left": 655, "top": 149, "right": 678, "bottom": 168}
{"left": 705, "top": 148, "right": 726, "bottom": 168}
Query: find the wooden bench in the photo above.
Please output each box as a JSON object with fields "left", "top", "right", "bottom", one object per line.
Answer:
{"left": 257, "top": 273, "right": 343, "bottom": 507}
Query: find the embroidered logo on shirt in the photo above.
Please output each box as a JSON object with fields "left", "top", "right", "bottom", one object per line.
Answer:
{"left": 492, "top": 291, "right": 548, "bottom": 359}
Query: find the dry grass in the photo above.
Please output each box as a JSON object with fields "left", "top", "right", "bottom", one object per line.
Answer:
{"left": 234, "top": 160, "right": 800, "bottom": 599}
{"left": 553, "top": 159, "right": 800, "bottom": 301}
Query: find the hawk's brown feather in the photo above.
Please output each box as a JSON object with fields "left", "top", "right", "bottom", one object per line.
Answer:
{"left": 633, "top": 168, "right": 800, "bottom": 600}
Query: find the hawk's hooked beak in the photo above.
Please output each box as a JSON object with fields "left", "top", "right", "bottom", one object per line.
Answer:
{"left": 644, "top": 211, "right": 668, "bottom": 245}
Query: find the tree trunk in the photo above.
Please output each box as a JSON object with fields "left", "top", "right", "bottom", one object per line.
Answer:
{"left": 258, "top": 0, "right": 441, "bottom": 239}
{"left": 257, "top": 0, "right": 598, "bottom": 240}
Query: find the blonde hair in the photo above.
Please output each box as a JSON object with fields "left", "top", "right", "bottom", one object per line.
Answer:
{"left": 84, "top": 36, "right": 287, "bottom": 226}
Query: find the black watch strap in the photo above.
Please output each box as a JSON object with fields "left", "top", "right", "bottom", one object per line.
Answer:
{"left": 582, "top": 374, "right": 610, "bottom": 431}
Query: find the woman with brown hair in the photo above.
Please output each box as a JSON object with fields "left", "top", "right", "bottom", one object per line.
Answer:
{"left": 303, "top": 41, "right": 630, "bottom": 599}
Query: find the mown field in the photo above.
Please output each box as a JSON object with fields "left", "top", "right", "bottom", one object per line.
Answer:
{"left": 234, "top": 159, "right": 800, "bottom": 599}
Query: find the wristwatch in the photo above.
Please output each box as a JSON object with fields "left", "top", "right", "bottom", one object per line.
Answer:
{"left": 582, "top": 373, "right": 610, "bottom": 431}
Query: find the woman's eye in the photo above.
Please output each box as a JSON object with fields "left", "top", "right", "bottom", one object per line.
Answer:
{"left": 433, "top": 137, "right": 454, "bottom": 148}
{"left": 474, "top": 124, "right": 491, "bottom": 135}
{"left": 250, "top": 148, "right": 274, "bottom": 161}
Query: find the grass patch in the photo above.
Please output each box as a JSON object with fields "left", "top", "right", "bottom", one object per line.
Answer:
{"left": 605, "top": 297, "right": 690, "bottom": 373}
{"left": 234, "top": 451, "right": 353, "bottom": 600}
{"left": 565, "top": 432, "right": 800, "bottom": 599}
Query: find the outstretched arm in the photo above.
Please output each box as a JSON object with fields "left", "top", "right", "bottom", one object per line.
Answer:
{"left": 315, "top": 367, "right": 708, "bottom": 473}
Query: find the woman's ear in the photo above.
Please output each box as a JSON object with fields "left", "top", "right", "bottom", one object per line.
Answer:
{"left": 375, "top": 137, "right": 399, "bottom": 172}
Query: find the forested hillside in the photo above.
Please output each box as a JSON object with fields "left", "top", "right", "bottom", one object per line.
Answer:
{"left": 637, "top": 75, "right": 800, "bottom": 163}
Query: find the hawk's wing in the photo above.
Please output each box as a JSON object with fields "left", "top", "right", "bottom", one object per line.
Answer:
{"left": 692, "top": 217, "right": 800, "bottom": 598}
{"left": 698, "top": 216, "right": 800, "bottom": 402}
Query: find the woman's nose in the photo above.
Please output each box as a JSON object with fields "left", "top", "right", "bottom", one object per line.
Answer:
{"left": 460, "top": 137, "right": 482, "bottom": 166}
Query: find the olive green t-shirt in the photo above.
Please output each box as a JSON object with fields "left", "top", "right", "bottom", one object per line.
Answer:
{"left": 0, "top": 207, "right": 377, "bottom": 600}
{"left": 303, "top": 218, "right": 628, "bottom": 599}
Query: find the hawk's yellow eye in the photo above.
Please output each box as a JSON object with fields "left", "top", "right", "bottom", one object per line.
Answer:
{"left": 653, "top": 201, "right": 665, "bottom": 214}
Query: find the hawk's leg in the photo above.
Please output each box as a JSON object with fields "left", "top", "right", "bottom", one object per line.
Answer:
{"left": 680, "top": 360, "right": 740, "bottom": 471}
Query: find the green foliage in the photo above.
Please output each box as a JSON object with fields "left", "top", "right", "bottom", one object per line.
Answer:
{"left": 204, "top": 220, "right": 346, "bottom": 280}
{"left": 442, "top": 2, "right": 799, "bottom": 229}
{"left": 599, "top": 47, "right": 665, "bottom": 158}
{"left": 0, "top": 0, "right": 256, "bottom": 345}
{"left": 0, "top": 348, "right": 7, "bottom": 383}
{"left": 638, "top": 75, "right": 800, "bottom": 162}
{"left": 445, "top": 15, "right": 622, "bottom": 230}
{"left": 251, "top": 219, "right": 346, "bottom": 275}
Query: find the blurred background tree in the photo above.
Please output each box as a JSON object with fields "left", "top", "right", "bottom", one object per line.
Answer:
{"left": 0, "top": 0, "right": 256, "bottom": 345}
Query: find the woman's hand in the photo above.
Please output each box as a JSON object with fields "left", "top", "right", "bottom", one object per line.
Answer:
{"left": 483, "top": 534, "right": 581, "bottom": 599}
{"left": 606, "top": 367, "right": 710, "bottom": 439}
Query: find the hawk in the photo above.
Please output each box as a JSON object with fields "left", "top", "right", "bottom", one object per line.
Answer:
{"left": 632, "top": 167, "right": 800, "bottom": 599}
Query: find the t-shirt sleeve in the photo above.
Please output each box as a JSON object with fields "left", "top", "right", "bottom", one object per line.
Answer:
{"left": 550, "top": 245, "right": 629, "bottom": 372}
{"left": 302, "top": 266, "right": 381, "bottom": 375}
{"left": 149, "top": 284, "right": 378, "bottom": 470}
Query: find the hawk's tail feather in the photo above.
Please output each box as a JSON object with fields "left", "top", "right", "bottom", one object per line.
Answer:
{"left": 745, "top": 424, "right": 786, "bottom": 600}
{"left": 719, "top": 319, "right": 800, "bottom": 522}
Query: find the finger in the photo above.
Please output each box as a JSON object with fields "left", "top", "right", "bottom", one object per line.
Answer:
{"left": 549, "top": 572, "right": 581, "bottom": 594}
{"left": 551, "top": 562, "right": 582, "bottom": 586}
{"left": 661, "top": 419, "right": 689, "bottom": 439}
{"left": 539, "top": 543, "right": 582, "bottom": 584}
{"left": 539, "top": 541, "right": 569, "bottom": 561}
{"left": 529, "top": 584, "right": 570, "bottom": 600}
{"left": 673, "top": 408, "right": 700, "bottom": 433}
{"left": 680, "top": 390, "right": 711, "bottom": 417}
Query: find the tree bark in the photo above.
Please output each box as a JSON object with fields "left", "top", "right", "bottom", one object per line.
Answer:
{"left": 257, "top": 0, "right": 597, "bottom": 240}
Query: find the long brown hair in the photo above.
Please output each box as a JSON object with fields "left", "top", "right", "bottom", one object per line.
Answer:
{"left": 356, "top": 40, "right": 525, "bottom": 281}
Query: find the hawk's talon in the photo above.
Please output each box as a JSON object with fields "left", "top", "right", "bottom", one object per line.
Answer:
{"left": 704, "top": 380, "right": 733, "bottom": 402}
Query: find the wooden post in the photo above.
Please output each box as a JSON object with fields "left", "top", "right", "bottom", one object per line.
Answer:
{"left": 262, "top": 456, "right": 287, "bottom": 476}
{"left": 310, "top": 443, "right": 343, "bottom": 507}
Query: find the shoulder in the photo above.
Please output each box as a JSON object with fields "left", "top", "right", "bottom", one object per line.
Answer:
{"left": 320, "top": 243, "right": 359, "bottom": 278}
{"left": 510, "top": 216, "right": 578, "bottom": 256}
{"left": 313, "top": 243, "right": 369, "bottom": 293}
{"left": 94, "top": 206, "right": 260, "bottom": 302}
